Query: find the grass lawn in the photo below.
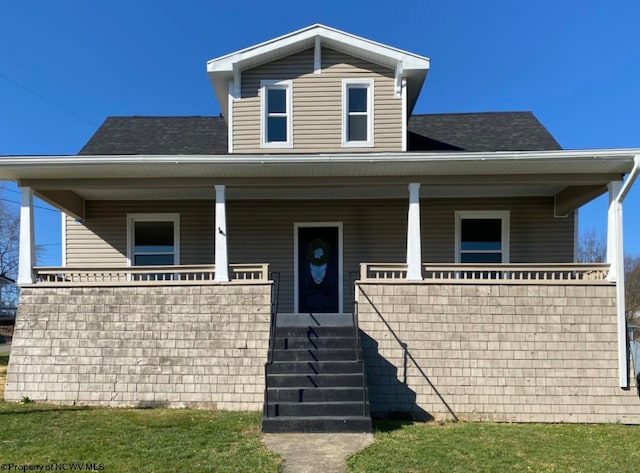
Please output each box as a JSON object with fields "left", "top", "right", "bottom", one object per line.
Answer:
{"left": 348, "top": 420, "right": 640, "bottom": 473}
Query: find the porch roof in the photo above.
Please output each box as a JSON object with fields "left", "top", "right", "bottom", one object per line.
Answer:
{"left": 0, "top": 148, "right": 637, "bottom": 219}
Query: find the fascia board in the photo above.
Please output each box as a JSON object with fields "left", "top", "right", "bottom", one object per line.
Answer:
{"left": 2, "top": 149, "right": 640, "bottom": 165}
{"left": 207, "top": 24, "right": 430, "bottom": 74}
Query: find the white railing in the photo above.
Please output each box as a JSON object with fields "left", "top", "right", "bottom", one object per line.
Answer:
{"left": 360, "top": 263, "right": 611, "bottom": 284}
{"left": 33, "top": 264, "right": 270, "bottom": 286}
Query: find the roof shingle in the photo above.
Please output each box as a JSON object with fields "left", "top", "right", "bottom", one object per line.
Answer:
{"left": 79, "top": 111, "right": 561, "bottom": 155}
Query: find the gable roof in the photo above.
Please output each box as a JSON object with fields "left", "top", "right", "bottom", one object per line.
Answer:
{"left": 207, "top": 24, "right": 430, "bottom": 119}
{"left": 79, "top": 112, "right": 561, "bottom": 155}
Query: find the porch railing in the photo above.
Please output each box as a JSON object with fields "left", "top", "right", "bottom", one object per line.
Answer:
{"left": 33, "top": 264, "right": 270, "bottom": 286}
{"left": 360, "top": 263, "right": 611, "bottom": 284}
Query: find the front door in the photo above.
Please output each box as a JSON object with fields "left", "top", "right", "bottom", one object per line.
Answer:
{"left": 297, "top": 226, "right": 340, "bottom": 313}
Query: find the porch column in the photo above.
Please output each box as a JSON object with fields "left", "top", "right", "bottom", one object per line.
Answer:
{"left": 406, "top": 183, "right": 423, "bottom": 280}
{"left": 606, "top": 181, "right": 623, "bottom": 282}
{"left": 18, "top": 186, "right": 35, "bottom": 285}
{"left": 214, "top": 185, "right": 229, "bottom": 282}
{"left": 607, "top": 180, "right": 628, "bottom": 388}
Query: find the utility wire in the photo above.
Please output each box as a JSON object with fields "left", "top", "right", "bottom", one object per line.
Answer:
{"left": 0, "top": 197, "right": 60, "bottom": 213}
{"left": 0, "top": 72, "right": 97, "bottom": 126}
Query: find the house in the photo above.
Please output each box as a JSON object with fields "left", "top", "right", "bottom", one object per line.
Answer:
{"left": 1, "top": 24, "right": 640, "bottom": 430}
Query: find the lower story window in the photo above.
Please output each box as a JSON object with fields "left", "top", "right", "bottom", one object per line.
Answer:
{"left": 455, "top": 211, "right": 509, "bottom": 263}
{"left": 127, "top": 214, "right": 180, "bottom": 266}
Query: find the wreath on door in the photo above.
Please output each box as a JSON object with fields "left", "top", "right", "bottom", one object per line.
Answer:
{"left": 307, "top": 238, "right": 330, "bottom": 265}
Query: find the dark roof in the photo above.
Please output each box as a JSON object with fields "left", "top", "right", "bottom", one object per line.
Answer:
{"left": 79, "top": 111, "right": 560, "bottom": 155}
{"left": 408, "top": 112, "right": 561, "bottom": 151}
{"left": 79, "top": 116, "right": 229, "bottom": 155}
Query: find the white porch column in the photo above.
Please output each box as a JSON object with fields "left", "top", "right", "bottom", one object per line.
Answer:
{"left": 606, "top": 180, "right": 628, "bottom": 388}
{"left": 406, "top": 183, "right": 423, "bottom": 280}
{"left": 214, "top": 185, "right": 229, "bottom": 282}
{"left": 606, "top": 181, "right": 623, "bottom": 281}
{"left": 18, "top": 186, "right": 35, "bottom": 285}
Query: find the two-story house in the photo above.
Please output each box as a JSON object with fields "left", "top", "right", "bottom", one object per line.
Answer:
{"left": 2, "top": 25, "right": 640, "bottom": 431}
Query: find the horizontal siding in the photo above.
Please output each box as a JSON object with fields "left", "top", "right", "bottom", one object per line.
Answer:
{"left": 233, "top": 48, "right": 402, "bottom": 153}
{"left": 422, "top": 197, "right": 575, "bottom": 263}
{"left": 65, "top": 197, "right": 574, "bottom": 311}
{"left": 65, "top": 201, "right": 214, "bottom": 267}
{"left": 227, "top": 199, "right": 407, "bottom": 313}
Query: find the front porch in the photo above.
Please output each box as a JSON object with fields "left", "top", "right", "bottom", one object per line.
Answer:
{"left": 7, "top": 261, "right": 640, "bottom": 424}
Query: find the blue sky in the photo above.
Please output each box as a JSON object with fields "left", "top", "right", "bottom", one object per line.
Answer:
{"left": 1, "top": 0, "right": 639, "bottom": 265}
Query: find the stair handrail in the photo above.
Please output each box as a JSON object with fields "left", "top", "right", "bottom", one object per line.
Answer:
{"left": 264, "top": 271, "right": 281, "bottom": 419}
{"left": 350, "top": 270, "right": 369, "bottom": 417}
{"left": 268, "top": 271, "right": 281, "bottom": 364}
{"left": 349, "top": 270, "right": 361, "bottom": 362}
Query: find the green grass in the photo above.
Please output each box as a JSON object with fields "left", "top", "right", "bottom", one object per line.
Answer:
{"left": 0, "top": 353, "right": 8, "bottom": 398}
{"left": 348, "top": 420, "right": 640, "bottom": 473}
{"left": 0, "top": 404, "right": 281, "bottom": 472}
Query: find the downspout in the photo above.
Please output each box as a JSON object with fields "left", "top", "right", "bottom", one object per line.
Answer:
{"left": 611, "top": 155, "right": 640, "bottom": 388}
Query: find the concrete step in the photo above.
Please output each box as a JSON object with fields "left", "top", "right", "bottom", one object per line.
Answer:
{"left": 272, "top": 336, "right": 355, "bottom": 350}
{"left": 266, "top": 401, "right": 366, "bottom": 417}
{"left": 262, "top": 416, "right": 372, "bottom": 433}
{"left": 275, "top": 326, "right": 354, "bottom": 338}
{"left": 267, "top": 387, "right": 365, "bottom": 403}
{"left": 267, "top": 373, "right": 364, "bottom": 388}
{"left": 272, "top": 348, "right": 359, "bottom": 362}
{"left": 276, "top": 313, "right": 354, "bottom": 327}
{"left": 267, "top": 361, "right": 364, "bottom": 375}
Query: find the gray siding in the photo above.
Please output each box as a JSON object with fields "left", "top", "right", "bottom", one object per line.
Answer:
{"left": 64, "top": 197, "right": 574, "bottom": 311}
{"left": 422, "top": 197, "right": 575, "bottom": 263}
{"left": 233, "top": 48, "right": 402, "bottom": 153}
{"left": 65, "top": 201, "right": 214, "bottom": 267}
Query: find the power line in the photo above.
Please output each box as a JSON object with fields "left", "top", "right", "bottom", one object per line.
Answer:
{"left": 0, "top": 72, "right": 97, "bottom": 126}
{"left": 0, "top": 197, "right": 60, "bottom": 213}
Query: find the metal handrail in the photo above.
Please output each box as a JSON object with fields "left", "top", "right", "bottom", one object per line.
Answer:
{"left": 264, "top": 271, "right": 280, "bottom": 419}
{"left": 350, "top": 270, "right": 368, "bottom": 417}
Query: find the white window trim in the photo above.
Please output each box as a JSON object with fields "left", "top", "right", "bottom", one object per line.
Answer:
{"left": 342, "top": 79, "right": 374, "bottom": 148}
{"left": 293, "top": 222, "right": 343, "bottom": 313}
{"left": 260, "top": 79, "right": 293, "bottom": 148}
{"left": 127, "top": 213, "right": 180, "bottom": 266}
{"left": 454, "top": 211, "right": 510, "bottom": 264}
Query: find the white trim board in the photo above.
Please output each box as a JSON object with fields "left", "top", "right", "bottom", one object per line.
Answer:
{"left": 293, "top": 222, "right": 344, "bottom": 313}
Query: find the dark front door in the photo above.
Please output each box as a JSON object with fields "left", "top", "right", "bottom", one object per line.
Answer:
{"left": 298, "top": 226, "right": 339, "bottom": 313}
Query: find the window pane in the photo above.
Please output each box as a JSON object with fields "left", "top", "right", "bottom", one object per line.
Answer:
{"left": 461, "top": 253, "right": 502, "bottom": 263}
{"left": 461, "top": 219, "right": 501, "bottom": 251}
{"left": 348, "top": 115, "right": 367, "bottom": 141}
{"left": 461, "top": 241, "right": 502, "bottom": 251}
{"left": 348, "top": 87, "right": 367, "bottom": 112}
{"left": 135, "top": 221, "right": 173, "bottom": 246}
{"left": 267, "top": 116, "right": 287, "bottom": 142}
{"left": 461, "top": 219, "right": 501, "bottom": 242}
{"left": 135, "top": 254, "right": 175, "bottom": 266}
{"left": 267, "top": 88, "right": 286, "bottom": 114}
{"left": 134, "top": 221, "right": 175, "bottom": 266}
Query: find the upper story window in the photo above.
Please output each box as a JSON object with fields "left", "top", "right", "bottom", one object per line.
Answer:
{"left": 455, "top": 211, "right": 510, "bottom": 263}
{"left": 342, "top": 79, "right": 374, "bottom": 147}
{"left": 261, "top": 80, "right": 293, "bottom": 148}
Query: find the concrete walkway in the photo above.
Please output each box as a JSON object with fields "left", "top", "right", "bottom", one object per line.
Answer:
{"left": 263, "top": 433, "right": 374, "bottom": 473}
